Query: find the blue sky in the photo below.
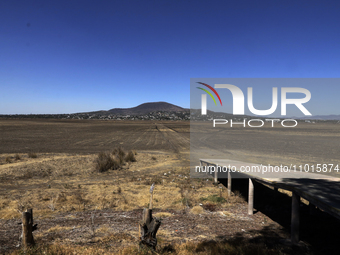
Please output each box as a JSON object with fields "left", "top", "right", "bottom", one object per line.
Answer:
{"left": 1, "top": 0, "right": 340, "bottom": 114}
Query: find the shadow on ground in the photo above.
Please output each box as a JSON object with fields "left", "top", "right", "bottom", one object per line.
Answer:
{"left": 219, "top": 178, "right": 340, "bottom": 255}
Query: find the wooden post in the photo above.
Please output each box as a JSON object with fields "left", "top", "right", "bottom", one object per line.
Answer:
{"left": 291, "top": 192, "right": 300, "bottom": 245}
{"left": 22, "top": 209, "right": 35, "bottom": 249}
{"left": 149, "top": 191, "right": 154, "bottom": 210}
{"left": 248, "top": 178, "right": 254, "bottom": 215}
{"left": 227, "top": 170, "right": 232, "bottom": 197}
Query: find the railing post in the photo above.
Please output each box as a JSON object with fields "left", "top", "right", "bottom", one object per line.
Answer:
{"left": 248, "top": 178, "right": 254, "bottom": 215}
{"left": 227, "top": 169, "right": 232, "bottom": 196}
{"left": 214, "top": 165, "right": 218, "bottom": 183}
{"left": 291, "top": 192, "right": 300, "bottom": 245}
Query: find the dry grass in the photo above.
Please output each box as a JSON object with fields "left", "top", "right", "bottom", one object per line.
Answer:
{"left": 46, "top": 225, "right": 74, "bottom": 233}
{"left": 0, "top": 152, "right": 233, "bottom": 219}
{"left": 190, "top": 205, "right": 204, "bottom": 214}
{"left": 0, "top": 154, "right": 94, "bottom": 180}
{"left": 0, "top": 150, "right": 280, "bottom": 255}
{"left": 94, "top": 148, "right": 137, "bottom": 172}
{"left": 125, "top": 150, "right": 136, "bottom": 162}
{"left": 113, "top": 147, "right": 126, "bottom": 165}
{"left": 95, "top": 151, "right": 120, "bottom": 172}
{"left": 10, "top": 239, "right": 280, "bottom": 255}
{"left": 5, "top": 156, "right": 12, "bottom": 163}
{"left": 153, "top": 212, "right": 173, "bottom": 218}
{"left": 28, "top": 152, "right": 37, "bottom": 158}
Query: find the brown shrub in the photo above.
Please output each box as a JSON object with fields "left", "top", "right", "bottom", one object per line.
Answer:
{"left": 117, "top": 147, "right": 125, "bottom": 157}
{"left": 112, "top": 147, "right": 125, "bottom": 157}
{"left": 112, "top": 147, "right": 126, "bottom": 165}
{"left": 125, "top": 150, "right": 136, "bottom": 162}
{"left": 95, "top": 152, "right": 120, "bottom": 173}
{"left": 28, "top": 152, "right": 37, "bottom": 158}
{"left": 117, "top": 148, "right": 125, "bottom": 164}
{"left": 202, "top": 203, "right": 216, "bottom": 212}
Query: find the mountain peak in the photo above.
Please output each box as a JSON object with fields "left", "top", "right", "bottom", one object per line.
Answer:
{"left": 105, "top": 102, "right": 186, "bottom": 115}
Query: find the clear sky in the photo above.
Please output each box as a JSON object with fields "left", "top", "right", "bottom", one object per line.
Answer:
{"left": 1, "top": 0, "right": 340, "bottom": 114}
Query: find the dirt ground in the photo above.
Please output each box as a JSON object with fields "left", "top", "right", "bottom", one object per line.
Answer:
{"left": 0, "top": 119, "right": 340, "bottom": 254}
{"left": 0, "top": 119, "right": 190, "bottom": 154}
{"left": 190, "top": 121, "right": 340, "bottom": 178}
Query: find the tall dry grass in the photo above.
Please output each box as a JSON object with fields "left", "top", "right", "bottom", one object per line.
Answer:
{"left": 10, "top": 239, "right": 281, "bottom": 255}
{"left": 95, "top": 148, "right": 137, "bottom": 172}
{"left": 95, "top": 151, "right": 120, "bottom": 172}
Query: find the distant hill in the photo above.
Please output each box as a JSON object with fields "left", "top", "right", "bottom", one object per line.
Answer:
{"left": 299, "top": 115, "right": 340, "bottom": 120}
{"left": 87, "top": 102, "right": 188, "bottom": 116}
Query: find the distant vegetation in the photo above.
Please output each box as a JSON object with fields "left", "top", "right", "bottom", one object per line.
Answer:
{"left": 0, "top": 102, "right": 191, "bottom": 120}
{"left": 0, "top": 110, "right": 190, "bottom": 121}
{"left": 3, "top": 111, "right": 340, "bottom": 123}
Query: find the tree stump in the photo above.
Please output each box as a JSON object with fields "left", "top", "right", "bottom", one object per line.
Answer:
{"left": 139, "top": 208, "right": 161, "bottom": 249}
{"left": 139, "top": 184, "right": 161, "bottom": 250}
